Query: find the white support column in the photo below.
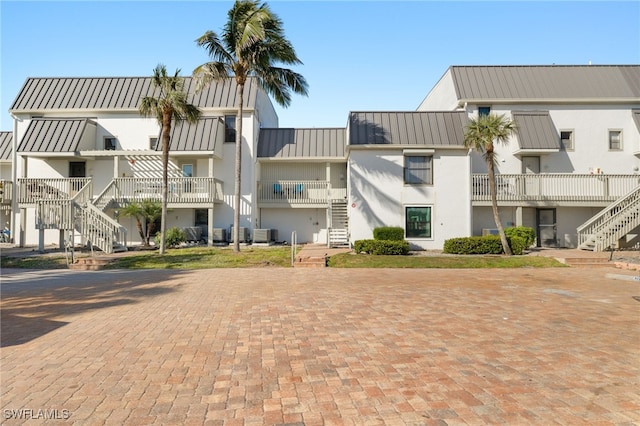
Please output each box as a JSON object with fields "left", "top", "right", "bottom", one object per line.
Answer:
{"left": 516, "top": 206, "right": 523, "bottom": 226}
{"left": 113, "top": 155, "right": 120, "bottom": 178}
{"left": 208, "top": 156, "right": 214, "bottom": 247}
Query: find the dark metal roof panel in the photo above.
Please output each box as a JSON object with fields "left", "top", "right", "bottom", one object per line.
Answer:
{"left": 160, "top": 117, "right": 225, "bottom": 152}
{"left": 511, "top": 111, "right": 560, "bottom": 150}
{"left": 0, "top": 132, "right": 12, "bottom": 161}
{"left": 10, "top": 77, "right": 260, "bottom": 112}
{"left": 349, "top": 111, "right": 468, "bottom": 146}
{"left": 17, "top": 118, "right": 93, "bottom": 152}
{"left": 450, "top": 65, "right": 640, "bottom": 100}
{"left": 257, "top": 128, "right": 346, "bottom": 158}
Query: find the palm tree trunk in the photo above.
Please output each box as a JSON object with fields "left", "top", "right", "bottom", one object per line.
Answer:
{"left": 160, "top": 112, "right": 172, "bottom": 255}
{"left": 487, "top": 158, "right": 512, "bottom": 255}
{"left": 232, "top": 84, "right": 244, "bottom": 253}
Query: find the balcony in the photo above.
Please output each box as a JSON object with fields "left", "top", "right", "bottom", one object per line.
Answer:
{"left": 95, "top": 177, "right": 224, "bottom": 208}
{"left": 258, "top": 180, "right": 347, "bottom": 207}
{"left": 18, "top": 178, "right": 92, "bottom": 205}
{"left": 472, "top": 174, "right": 640, "bottom": 207}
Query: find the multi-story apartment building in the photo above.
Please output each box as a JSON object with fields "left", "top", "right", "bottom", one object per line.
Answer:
{"left": 3, "top": 65, "right": 639, "bottom": 252}
{"left": 419, "top": 65, "right": 640, "bottom": 250}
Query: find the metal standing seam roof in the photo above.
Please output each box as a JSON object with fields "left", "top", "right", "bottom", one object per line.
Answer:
{"left": 511, "top": 111, "right": 560, "bottom": 150}
{"left": 10, "top": 77, "right": 260, "bottom": 112}
{"left": 449, "top": 65, "right": 640, "bottom": 101}
{"left": 17, "top": 118, "right": 95, "bottom": 153}
{"left": 348, "top": 111, "right": 469, "bottom": 147}
{"left": 0, "top": 132, "right": 12, "bottom": 161}
{"left": 159, "top": 117, "right": 225, "bottom": 152}
{"left": 257, "top": 128, "right": 346, "bottom": 158}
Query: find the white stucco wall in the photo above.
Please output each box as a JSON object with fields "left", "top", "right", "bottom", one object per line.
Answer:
{"left": 259, "top": 208, "right": 327, "bottom": 244}
{"left": 417, "top": 68, "right": 460, "bottom": 111}
{"left": 348, "top": 147, "right": 471, "bottom": 250}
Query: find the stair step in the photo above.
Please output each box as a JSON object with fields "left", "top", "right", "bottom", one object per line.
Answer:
{"left": 294, "top": 255, "right": 327, "bottom": 268}
{"left": 68, "top": 256, "right": 114, "bottom": 271}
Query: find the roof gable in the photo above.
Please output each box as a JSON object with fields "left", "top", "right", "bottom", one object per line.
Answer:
{"left": 348, "top": 111, "right": 468, "bottom": 147}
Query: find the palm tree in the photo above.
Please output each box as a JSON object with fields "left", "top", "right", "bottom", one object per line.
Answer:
{"left": 193, "top": 0, "right": 308, "bottom": 252}
{"left": 139, "top": 64, "right": 202, "bottom": 254}
{"left": 120, "top": 200, "right": 162, "bottom": 246}
{"left": 464, "top": 113, "right": 517, "bottom": 255}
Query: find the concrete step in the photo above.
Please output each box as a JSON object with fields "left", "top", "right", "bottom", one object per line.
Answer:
{"left": 293, "top": 255, "right": 327, "bottom": 268}
{"left": 68, "top": 256, "right": 114, "bottom": 271}
{"left": 563, "top": 257, "right": 613, "bottom": 268}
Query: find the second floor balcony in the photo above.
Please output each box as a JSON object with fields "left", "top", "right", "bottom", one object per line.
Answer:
{"left": 257, "top": 180, "right": 347, "bottom": 207}
{"left": 472, "top": 173, "right": 640, "bottom": 207}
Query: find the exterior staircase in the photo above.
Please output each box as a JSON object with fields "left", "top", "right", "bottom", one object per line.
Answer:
{"left": 578, "top": 186, "right": 640, "bottom": 251}
{"left": 328, "top": 199, "right": 349, "bottom": 248}
{"left": 34, "top": 180, "right": 127, "bottom": 254}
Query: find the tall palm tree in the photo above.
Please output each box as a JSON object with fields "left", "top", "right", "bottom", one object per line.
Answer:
{"left": 139, "top": 64, "right": 202, "bottom": 254}
{"left": 193, "top": 0, "right": 309, "bottom": 252}
{"left": 464, "top": 113, "right": 517, "bottom": 255}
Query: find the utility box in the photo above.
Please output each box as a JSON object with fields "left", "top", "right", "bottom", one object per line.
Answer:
{"left": 253, "top": 229, "right": 272, "bottom": 243}
{"left": 229, "top": 227, "right": 248, "bottom": 243}
{"left": 212, "top": 228, "right": 226, "bottom": 243}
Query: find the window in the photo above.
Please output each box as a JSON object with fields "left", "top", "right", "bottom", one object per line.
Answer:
{"left": 478, "top": 106, "right": 491, "bottom": 117}
{"left": 560, "top": 130, "right": 574, "bottom": 151}
{"left": 225, "top": 115, "right": 236, "bottom": 142}
{"left": 609, "top": 130, "right": 622, "bottom": 150}
{"left": 149, "top": 137, "right": 158, "bottom": 150}
{"left": 406, "top": 206, "right": 432, "bottom": 239}
{"left": 104, "top": 137, "right": 117, "bottom": 150}
{"left": 404, "top": 156, "right": 432, "bottom": 185}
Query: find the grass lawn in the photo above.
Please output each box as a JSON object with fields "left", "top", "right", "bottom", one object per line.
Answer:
{"left": 1, "top": 246, "right": 565, "bottom": 269}
{"left": 328, "top": 252, "right": 566, "bottom": 268}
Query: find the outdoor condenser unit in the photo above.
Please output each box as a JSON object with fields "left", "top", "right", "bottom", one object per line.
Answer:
{"left": 212, "top": 228, "right": 226, "bottom": 242}
{"left": 253, "top": 229, "right": 271, "bottom": 243}
{"left": 229, "top": 227, "right": 248, "bottom": 243}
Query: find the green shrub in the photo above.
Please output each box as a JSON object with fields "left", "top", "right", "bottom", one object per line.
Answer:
{"left": 373, "top": 227, "right": 405, "bottom": 241}
{"left": 443, "top": 236, "right": 504, "bottom": 255}
{"left": 443, "top": 235, "right": 526, "bottom": 255}
{"left": 505, "top": 226, "right": 536, "bottom": 248}
{"left": 354, "top": 239, "right": 410, "bottom": 255}
{"left": 154, "top": 227, "right": 187, "bottom": 248}
{"left": 508, "top": 235, "right": 526, "bottom": 255}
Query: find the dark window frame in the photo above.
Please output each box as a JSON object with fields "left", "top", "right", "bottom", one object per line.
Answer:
{"left": 225, "top": 115, "right": 237, "bottom": 143}
{"left": 404, "top": 155, "right": 433, "bottom": 185}
{"left": 405, "top": 206, "right": 432, "bottom": 239}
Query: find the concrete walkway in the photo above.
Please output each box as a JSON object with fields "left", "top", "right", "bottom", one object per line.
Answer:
{"left": 1, "top": 267, "right": 639, "bottom": 424}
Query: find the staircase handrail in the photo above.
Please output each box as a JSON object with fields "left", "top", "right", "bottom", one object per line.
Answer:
{"left": 577, "top": 185, "right": 640, "bottom": 235}
{"left": 78, "top": 203, "right": 127, "bottom": 254}
{"left": 93, "top": 179, "right": 118, "bottom": 211}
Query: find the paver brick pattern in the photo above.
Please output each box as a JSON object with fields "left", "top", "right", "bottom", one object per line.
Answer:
{"left": 1, "top": 267, "right": 639, "bottom": 425}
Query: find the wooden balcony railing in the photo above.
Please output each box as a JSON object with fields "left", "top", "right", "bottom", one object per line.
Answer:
{"left": 94, "top": 177, "right": 223, "bottom": 209}
{"left": 257, "top": 180, "right": 347, "bottom": 205}
{"left": 472, "top": 174, "right": 640, "bottom": 203}
{"left": 18, "top": 178, "right": 92, "bottom": 204}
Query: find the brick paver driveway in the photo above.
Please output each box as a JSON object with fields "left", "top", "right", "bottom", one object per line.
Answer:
{"left": 1, "top": 267, "right": 639, "bottom": 425}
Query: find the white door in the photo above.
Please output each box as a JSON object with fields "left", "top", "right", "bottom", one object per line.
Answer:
{"left": 522, "top": 156, "right": 540, "bottom": 196}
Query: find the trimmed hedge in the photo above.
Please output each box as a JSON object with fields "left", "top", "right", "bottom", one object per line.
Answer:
{"left": 354, "top": 239, "right": 410, "bottom": 255}
{"left": 505, "top": 226, "right": 536, "bottom": 248}
{"left": 443, "top": 235, "right": 526, "bottom": 255}
{"left": 373, "top": 227, "right": 405, "bottom": 241}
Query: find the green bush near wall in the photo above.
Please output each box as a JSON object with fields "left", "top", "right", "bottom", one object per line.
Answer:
{"left": 373, "top": 227, "right": 405, "bottom": 241}
{"left": 155, "top": 227, "right": 187, "bottom": 248}
{"left": 354, "top": 239, "right": 410, "bottom": 255}
{"left": 443, "top": 235, "right": 526, "bottom": 255}
{"left": 504, "top": 226, "right": 536, "bottom": 248}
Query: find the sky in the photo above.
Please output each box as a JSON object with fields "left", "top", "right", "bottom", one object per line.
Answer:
{"left": 1, "top": 1, "right": 639, "bottom": 132}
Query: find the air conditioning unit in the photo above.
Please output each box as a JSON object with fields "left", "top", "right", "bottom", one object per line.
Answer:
{"left": 182, "top": 226, "right": 202, "bottom": 242}
{"left": 270, "top": 229, "right": 278, "bottom": 242}
{"left": 212, "top": 228, "right": 226, "bottom": 243}
{"left": 253, "top": 229, "right": 271, "bottom": 243}
{"left": 229, "top": 227, "right": 248, "bottom": 243}
{"left": 482, "top": 228, "right": 499, "bottom": 236}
